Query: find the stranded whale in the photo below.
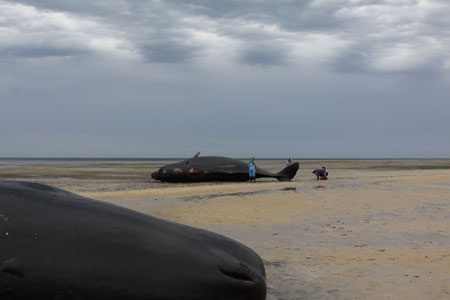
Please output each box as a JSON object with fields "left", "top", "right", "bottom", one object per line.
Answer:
{"left": 152, "top": 153, "right": 299, "bottom": 182}
{"left": 0, "top": 180, "right": 266, "bottom": 299}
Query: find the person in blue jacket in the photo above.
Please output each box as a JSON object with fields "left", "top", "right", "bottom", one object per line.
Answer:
{"left": 248, "top": 157, "right": 256, "bottom": 182}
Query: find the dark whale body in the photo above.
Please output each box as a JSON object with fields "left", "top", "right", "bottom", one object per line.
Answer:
{"left": 0, "top": 180, "right": 266, "bottom": 299}
{"left": 152, "top": 154, "right": 299, "bottom": 183}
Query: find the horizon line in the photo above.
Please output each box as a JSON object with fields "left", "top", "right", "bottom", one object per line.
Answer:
{"left": 0, "top": 157, "right": 449, "bottom": 160}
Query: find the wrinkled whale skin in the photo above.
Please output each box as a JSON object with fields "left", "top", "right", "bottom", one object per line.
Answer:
{"left": 0, "top": 180, "right": 266, "bottom": 300}
{"left": 152, "top": 156, "right": 299, "bottom": 183}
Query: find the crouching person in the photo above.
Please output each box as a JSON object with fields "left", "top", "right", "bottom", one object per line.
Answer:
{"left": 313, "top": 167, "right": 328, "bottom": 180}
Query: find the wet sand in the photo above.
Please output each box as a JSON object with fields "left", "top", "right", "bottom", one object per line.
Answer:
{"left": 1, "top": 159, "right": 449, "bottom": 299}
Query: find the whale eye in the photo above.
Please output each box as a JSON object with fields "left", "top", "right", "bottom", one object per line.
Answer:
{"left": 2, "top": 258, "right": 26, "bottom": 278}
{"left": 218, "top": 261, "right": 254, "bottom": 283}
{"left": 219, "top": 265, "right": 253, "bottom": 282}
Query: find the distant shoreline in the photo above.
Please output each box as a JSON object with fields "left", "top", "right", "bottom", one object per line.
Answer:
{"left": 1, "top": 158, "right": 450, "bottom": 170}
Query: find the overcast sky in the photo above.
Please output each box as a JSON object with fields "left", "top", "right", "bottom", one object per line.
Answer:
{"left": 1, "top": 0, "right": 449, "bottom": 158}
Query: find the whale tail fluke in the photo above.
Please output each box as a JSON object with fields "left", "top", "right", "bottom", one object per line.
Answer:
{"left": 276, "top": 162, "right": 299, "bottom": 181}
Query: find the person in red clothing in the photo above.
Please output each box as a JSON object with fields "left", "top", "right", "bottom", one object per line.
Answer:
{"left": 312, "top": 167, "right": 327, "bottom": 180}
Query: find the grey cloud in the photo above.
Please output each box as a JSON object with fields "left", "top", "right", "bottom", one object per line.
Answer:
{"left": 1, "top": 0, "right": 450, "bottom": 157}
{"left": 140, "top": 42, "right": 199, "bottom": 63}
{"left": 239, "top": 46, "right": 285, "bottom": 66}
{"left": 0, "top": 1, "right": 135, "bottom": 61}
{"left": 0, "top": 46, "right": 88, "bottom": 59}
{"left": 164, "top": 0, "right": 312, "bottom": 18}
{"left": 330, "top": 1, "right": 450, "bottom": 74}
{"left": 163, "top": 0, "right": 343, "bottom": 33}
{"left": 8, "top": 0, "right": 450, "bottom": 73}
{"left": 331, "top": 48, "right": 369, "bottom": 74}
{"left": 330, "top": 43, "right": 445, "bottom": 77}
{"left": 13, "top": 0, "right": 129, "bottom": 16}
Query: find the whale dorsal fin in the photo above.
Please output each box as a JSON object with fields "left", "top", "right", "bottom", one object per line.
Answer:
{"left": 193, "top": 152, "right": 200, "bottom": 158}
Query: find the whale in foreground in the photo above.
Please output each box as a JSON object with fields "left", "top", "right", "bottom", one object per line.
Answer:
{"left": 0, "top": 180, "right": 266, "bottom": 299}
{"left": 152, "top": 153, "right": 299, "bottom": 183}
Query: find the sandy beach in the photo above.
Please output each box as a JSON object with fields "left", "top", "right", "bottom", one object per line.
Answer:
{"left": 1, "top": 159, "right": 449, "bottom": 299}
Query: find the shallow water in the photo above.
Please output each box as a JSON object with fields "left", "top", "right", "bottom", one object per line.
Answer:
{"left": 115, "top": 188, "right": 285, "bottom": 208}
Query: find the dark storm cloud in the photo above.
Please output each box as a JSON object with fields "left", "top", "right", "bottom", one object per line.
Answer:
{"left": 4, "top": 0, "right": 449, "bottom": 72}
{"left": 1, "top": 0, "right": 449, "bottom": 157}
{"left": 140, "top": 41, "right": 200, "bottom": 63}
{"left": 239, "top": 46, "right": 286, "bottom": 66}
{"left": 330, "top": 45, "right": 370, "bottom": 74}
{"left": 1, "top": 46, "right": 87, "bottom": 59}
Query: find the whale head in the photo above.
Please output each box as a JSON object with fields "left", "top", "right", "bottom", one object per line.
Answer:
{"left": 151, "top": 159, "right": 192, "bottom": 182}
{"left": 0, "top": 180, "right": 267, "bottom": 300}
